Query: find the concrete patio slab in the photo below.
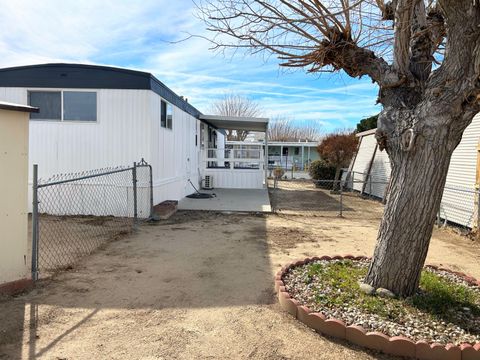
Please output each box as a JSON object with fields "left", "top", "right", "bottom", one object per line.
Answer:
{"left": 178, "top": 188, "right": 272, "bottom": 213}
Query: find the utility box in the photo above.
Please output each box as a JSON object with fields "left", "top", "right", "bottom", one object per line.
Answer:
{"left": 203, "top": 175, "right": 214, "bottom": 190}
{"left": 0, "top": 101, "right": 38, "bottom": 295}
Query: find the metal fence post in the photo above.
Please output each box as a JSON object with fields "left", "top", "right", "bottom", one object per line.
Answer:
{"left": 31, "top": 164, "right": 39, "bottom": 281}
{"left": 477, "top": 189, "right": 480, "bottom": 237}
{"left": 369, "top": 175, "right": 372, "bottom": 197}
{"left": 339, "top": 180, "right": 343, "bottom": 217}
{"left": 133, "top": 162, "right": 138, "bottom": 226}
{"left": 149, "top": 164, "right": 154, "bottom": 219}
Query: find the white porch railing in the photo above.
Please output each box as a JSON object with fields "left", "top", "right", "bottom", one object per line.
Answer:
{"left": 204, "top": 148, "right": 264, "bottom": 170}
{"left": 202, "top": 148, "right": 266, "bottom": 189}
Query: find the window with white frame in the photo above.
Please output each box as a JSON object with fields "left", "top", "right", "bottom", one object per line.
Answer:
{"left": 161, "top": 100, "right": 173, "bottom": 129}
{"left": 28, "top": 90, "right": 97, "bottom": 122}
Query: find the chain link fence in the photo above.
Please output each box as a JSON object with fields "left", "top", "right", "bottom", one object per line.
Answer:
{"left": 344, "top": 171, "right": 480, "bottom": 231}
{"left": 268, "top": 178, "right": 387, "bottom": 220}
{"left": 438, "top": 185, "right": 479, "bottom": 231}
{"left": 269, "top": 171, "right": 480, "bottom": 233}
{"left": 31, "top": 160, "right": 153, "bottom": 280}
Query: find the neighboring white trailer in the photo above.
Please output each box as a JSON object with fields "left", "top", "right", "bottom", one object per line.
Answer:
{"left": 348, "top": 114, "right": 480, "bottom": 229}
{"left": 350, "top": 129, "right": 378, "bottom": 192}
{"left": 440, "top": 114, "right": 480, "bottom": 228}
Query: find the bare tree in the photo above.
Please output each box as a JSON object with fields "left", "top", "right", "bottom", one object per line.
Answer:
{"left": 268, "top": 117, "right": 323, "bottom": 141}
{"left": 197, "top": 1, "right": 480, "bottom": 296}
{"left": 210, "top": 93, "right": 262, "bottom": 141}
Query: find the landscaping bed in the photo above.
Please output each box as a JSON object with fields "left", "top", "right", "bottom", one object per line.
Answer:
{"left": 282, "top": 258, "right": 480, "bottom": 346}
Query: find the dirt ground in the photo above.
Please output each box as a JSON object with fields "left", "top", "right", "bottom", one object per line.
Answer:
{"left": 28, "top": 215, "right": 133, "bottom": 277}
{"left": 1, "top": 187, "right": 480, "bottom": 359}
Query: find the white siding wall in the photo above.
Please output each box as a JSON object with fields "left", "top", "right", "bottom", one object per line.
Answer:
{"left": 149, "top": 91, "right": 200, "bottom": 202}
{"left": 440, "top": 113, "right": 480, "bottom": 227}
{"left": 0, "top": 88, "right": 151, "bottom": 177}
{"left": 0, "top": 87, "right": 202, "bottom": 214}
{"left": 351, "top": 133, "right": 377, "bottom": 192}
{"left": 204, "top": 168, "right": 264, "bottom": 189}
{"left": 347, "top": 115, "right": 480, "bottom": 228}
{"left": 365, "top": 142, "right": 391, "bottom": 198}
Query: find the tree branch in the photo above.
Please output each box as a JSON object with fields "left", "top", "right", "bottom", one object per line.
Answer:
{"left": 392, "top": 0, "right": 415, "bottom": 74}
{"left": 196, "top": 0, "right": 399, "bottom": 86}
{"left": 408, "top": 2, "right": 445, "bottom": 81}
{"left": 424, "top": 0, "right": 480, "bottom": 111}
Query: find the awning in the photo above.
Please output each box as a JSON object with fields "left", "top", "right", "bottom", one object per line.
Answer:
{"left": 0, "top": 101, "right": 39, "bottom": 113}
{"left": 199, "top": 114, "right": 269, "bottom": 132}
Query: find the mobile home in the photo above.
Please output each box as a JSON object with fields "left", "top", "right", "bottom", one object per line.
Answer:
{"left": 347, "top": 114, "right": 480, "bottom": 229}
{"left": 0, "top": 63, "right": 229, "bottom": 207}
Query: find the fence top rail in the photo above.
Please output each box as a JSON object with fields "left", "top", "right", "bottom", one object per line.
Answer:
{"left": 37, "top": 166, "right": 134, "bottom": 188}
{"left": 308, "top": 179, "right": 390, "bottom": 185}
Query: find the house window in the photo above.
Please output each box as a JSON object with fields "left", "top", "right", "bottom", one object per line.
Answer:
{"left": 282, "top": 147, "right": 289, "bottom": 156}
{"left": 28, "top": 90, "right": 97, "bottom": 122}
{"left": 29, "top": 91, "right": 61, "bottom": 120}
{"left": 200, "top": 123, "right": 205, "bottom": 148}
{"left": 161, "top": 100, "right": 173, "bottom": 129}
{"left": 166, "top": 103, "right": 173, "bottom": 129}
{"left": 294, "top": 147, "right": 300, "bottom": 155}
{"left": 63, "top": 91, "right": 97, "bottom": 121}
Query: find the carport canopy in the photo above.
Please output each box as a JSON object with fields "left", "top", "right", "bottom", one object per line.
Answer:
{"left": 199, "top": 114, "right": 269, "bottom": 132}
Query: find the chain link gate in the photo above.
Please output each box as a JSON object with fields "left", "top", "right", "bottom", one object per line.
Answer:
{"left": 31, "top": 159, "right": 153, "bottom": 280}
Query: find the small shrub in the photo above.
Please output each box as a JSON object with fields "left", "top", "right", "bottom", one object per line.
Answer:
{"left": 308, "top": 160, "right": 336, "bottom": 181}
{"left": 273, "top": 167, "right": 285, "bottom": 179}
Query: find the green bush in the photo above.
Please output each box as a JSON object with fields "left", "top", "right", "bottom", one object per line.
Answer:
{"left": 308, "top": 160, "right": 336, "bottom": 180}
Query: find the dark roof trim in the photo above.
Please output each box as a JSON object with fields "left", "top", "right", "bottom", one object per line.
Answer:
{"left": 0, "top": 101, "right": 39, "bottom": 113}
{"left": 0, "top": 63, "right": 201, "bottom": 118}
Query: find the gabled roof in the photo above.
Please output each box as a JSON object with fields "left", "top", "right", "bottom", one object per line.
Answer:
{"left": 0, "top": 63, "right": 201, "bottom": 118}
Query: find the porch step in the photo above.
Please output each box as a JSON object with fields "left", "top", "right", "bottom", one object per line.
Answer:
{"left": 152, "top": 200, "right": 178, "bottom": 220}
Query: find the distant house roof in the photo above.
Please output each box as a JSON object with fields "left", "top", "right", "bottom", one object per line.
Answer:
{"left": 0, "top": 100, "right": 38, "bottom": 113}
{"left": 0, "top": 63, "right": 201, "bottom": 118}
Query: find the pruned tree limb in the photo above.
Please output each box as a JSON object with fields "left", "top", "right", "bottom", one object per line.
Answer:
{"left": 392, "top": 0, "right": 415, "bottom": 74}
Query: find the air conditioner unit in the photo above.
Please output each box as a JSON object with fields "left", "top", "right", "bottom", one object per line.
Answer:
{"left": 203, "top": 175, "right": 214, "bottom": 190}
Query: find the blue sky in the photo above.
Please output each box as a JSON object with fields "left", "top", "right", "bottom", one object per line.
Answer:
{"left": 0, "top": 0, "right": 380, "bottom": 132}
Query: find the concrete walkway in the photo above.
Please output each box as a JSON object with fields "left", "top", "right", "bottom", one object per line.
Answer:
{"left": 178, "top": 188, "right": 272, "bottom": 212}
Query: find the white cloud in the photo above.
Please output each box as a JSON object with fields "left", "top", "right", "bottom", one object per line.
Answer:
{"left": 0, "top": 0, "right": 380, "bottom": 131}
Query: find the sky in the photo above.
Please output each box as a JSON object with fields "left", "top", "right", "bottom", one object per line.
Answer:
{"left": 0, "top": 0, "right": 381, "bottom": 132}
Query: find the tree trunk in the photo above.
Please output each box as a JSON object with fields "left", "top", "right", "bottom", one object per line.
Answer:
{"left": 364, "top": 110, "right": 460, "bottom": 297}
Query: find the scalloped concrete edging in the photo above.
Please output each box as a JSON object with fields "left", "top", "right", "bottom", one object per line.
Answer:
{"left": 275, "top": 255, "right": 480, "bottom": 360}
